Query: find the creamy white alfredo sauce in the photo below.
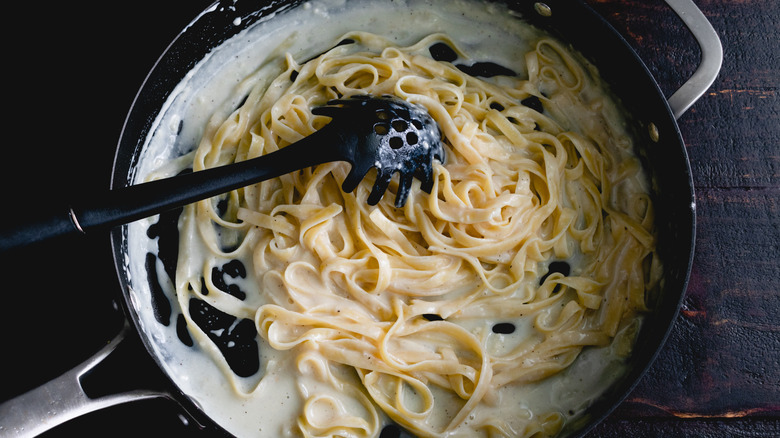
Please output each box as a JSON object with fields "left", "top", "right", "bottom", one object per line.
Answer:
{"left": 123, "top": 1, "right": 645, "bottom": 437}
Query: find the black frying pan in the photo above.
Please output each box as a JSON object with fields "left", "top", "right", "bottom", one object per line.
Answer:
{"left": 0, "top": 0, "right": 721, "bottom": 436}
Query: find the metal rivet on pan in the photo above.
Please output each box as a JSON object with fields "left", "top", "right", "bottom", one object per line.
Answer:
{"left": 534, "top": 2, "right": 553, "bottom": 17}
{"left": 648, "top": 122, "right": 660, "bottom": 143}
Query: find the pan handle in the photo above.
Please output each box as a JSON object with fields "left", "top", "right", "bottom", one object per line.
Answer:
{"left": 664, "top": 0, "right": 723, "bottom": 119}
{"left": 0, "top": 324, "right": 170, "bottom": 437}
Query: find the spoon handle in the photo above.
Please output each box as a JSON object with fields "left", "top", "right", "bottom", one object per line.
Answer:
{"left": 0, "top": 128, "right": 347, "bottom": 253}
{"left": 78, "top": 135, "right": 341, "bottom": 231}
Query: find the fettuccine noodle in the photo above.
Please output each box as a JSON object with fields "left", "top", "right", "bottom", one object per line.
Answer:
{"left": 172, "top": 31, "right": 662, "bottom": 437}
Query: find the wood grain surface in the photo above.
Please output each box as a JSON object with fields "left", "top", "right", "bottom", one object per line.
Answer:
{"left": 585, "top": 0, "right": 780, "bottom": 436}
{"left": 0, "top": 1, "right": 777, "bottom": 437}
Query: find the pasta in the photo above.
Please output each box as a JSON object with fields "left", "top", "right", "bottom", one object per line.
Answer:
{"left": 168, "top": 31, "right": 662, "bottom": 437}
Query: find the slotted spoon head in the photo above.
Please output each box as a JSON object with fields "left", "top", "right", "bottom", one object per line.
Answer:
{"left": 313, "top": 95, "right": 445, "bottom": 207}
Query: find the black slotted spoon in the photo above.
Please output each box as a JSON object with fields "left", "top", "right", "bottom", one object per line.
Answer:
{"left": 0, "top": 95, "right": 445, "bottom": 252}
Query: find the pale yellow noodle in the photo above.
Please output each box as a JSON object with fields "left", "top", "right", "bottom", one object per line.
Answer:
{"left": 172, "top": 31, "right": 662, "bottom": 438}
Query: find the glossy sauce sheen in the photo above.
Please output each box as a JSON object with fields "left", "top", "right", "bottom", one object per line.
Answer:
{"left": 124, "top": 1, "right": 640, "bottom": 436}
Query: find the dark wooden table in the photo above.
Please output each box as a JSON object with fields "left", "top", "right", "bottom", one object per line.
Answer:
{"left": 586, "top": 0, "right": 780, "bottom": 436}
{"left": 1, "top": 1, "right": 777, "bottom": 436}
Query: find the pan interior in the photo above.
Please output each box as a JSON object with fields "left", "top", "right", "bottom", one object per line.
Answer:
{"left": 116, "top": 0, "right": 690, "bottom": 437}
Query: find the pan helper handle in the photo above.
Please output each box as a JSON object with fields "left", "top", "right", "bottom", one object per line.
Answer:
{"left": 0, "top": 325, "right": 175, "bottom": 437}
{"left": 664, "top": 0, "right": 723, "bottom": 119}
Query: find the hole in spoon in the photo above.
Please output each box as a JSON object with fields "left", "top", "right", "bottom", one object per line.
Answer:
{"left": 392, "top": 119, "right": 408, "bottom": 132}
